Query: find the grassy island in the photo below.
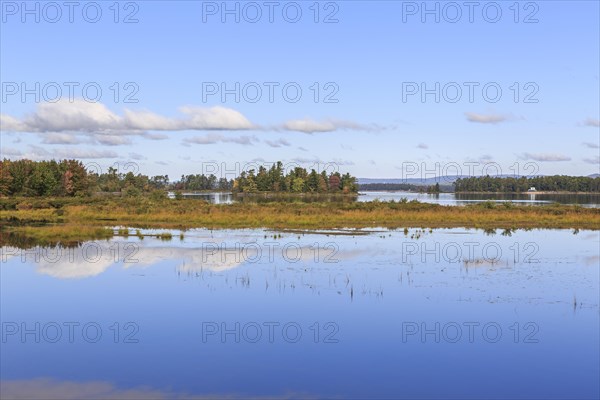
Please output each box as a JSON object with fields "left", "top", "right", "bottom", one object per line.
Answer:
{"left": 2, "top": 196, "right": 599, "bottom": 246}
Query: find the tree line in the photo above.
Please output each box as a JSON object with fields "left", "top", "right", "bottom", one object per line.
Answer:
{"left": 454, "top": 175, "right": 600, "bottom": 193}
{"left": 0, "top": 159, "right": 171, "bottom": 197}
{"left": 0, "top": 159, "right": 357, "bottom": 196}
{"left": 233, "top": 162, "right": 358, "bottom": 193}
{"left": 0, "top": 159, "right": 90, "bottom": 197}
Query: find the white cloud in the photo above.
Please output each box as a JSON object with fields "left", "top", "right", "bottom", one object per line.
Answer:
{"left": 121, "top": 109, "right": 178, "bottom": 131}
{"left": 583, "top": 156, "right": 599, "bottom": 165}
{"left": 265, "top": 138, "right": 291, "bottom": 148}
{"left": 128, "top": 152, "right": 147, "bottom": 160}
{"left": 95, "top": 135, "right": 132, "bottom": 146}
{"left": 465, "top": 112, "right": 508, "bottom": 124}
{"left": 41, "top": 133, "right": 83, "bottom": 145}
{"left": 417, "top": 143, "right": 428, "bottom": 149}
{"left": 281, "top": 118, "right": 379, "bottom": 133}
{"left": 183, "top": 134, "right": 257, "bottom": 146}
{"left": 583, "top": 118, "right": 600, "bottom": 127}
{"left": 582, "top": 142, "right": 599, "bottom": 149}
{"left": 8, "top": 242, "right": 251, "bottom": 280}
{"left": 1, "top": 100, "right": 255, "bottom": 136}
{"left": 29, "top": 100, "right": 121, "bottom": 132}
{"left": 0, "top": 114, "right": 28, "bottom": 131}
{"left": 19, "top": 145, "right": 119, "bottom": 160}
{"left": 58, "top": 148, "right": 119, "bottom": 159}
{"left": 178, "top": 106, "right": 254, "bottom": 130}
{"left": 282, "top": 119, "right": 338, "bottom": 133}
{"left": 521, "top": 152, "right": 571, "bottom": 162}
{"left": 122, "top": 106, "right": 255, "bottom": 131}
{"left": 1, "top": 100, "right": 375, "bottom": 146}
{"left": 141, "top": 132, "right": 168, "bottom": 140}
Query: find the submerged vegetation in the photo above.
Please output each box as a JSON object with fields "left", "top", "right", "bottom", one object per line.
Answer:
{"left": 1, "top": 196, "right": 599, "bottom": 246}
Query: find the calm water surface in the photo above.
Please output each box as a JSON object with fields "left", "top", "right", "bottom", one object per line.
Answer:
{"left": 1, "top": 228, "right": 599, "bottom": 399}
{"left": 171, "top": 191, "right": 600, "bottom": 207}
{"left": 359, "top": 191, "right": 600, "bottom": 207}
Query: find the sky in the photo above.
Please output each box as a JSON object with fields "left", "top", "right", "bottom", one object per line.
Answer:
{"left": 1, "top": 0, "right": 599, "bottom": 180}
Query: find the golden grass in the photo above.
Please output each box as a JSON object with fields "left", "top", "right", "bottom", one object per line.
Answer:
{"left": 1, "top": 223, "right": 113, "bottom": 248}
{"left": 2, "top": 197, "right": 599, "bottom": 233}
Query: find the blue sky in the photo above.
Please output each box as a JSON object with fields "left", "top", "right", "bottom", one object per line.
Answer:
{"left": 1, "top": 0, "right": 599, "bottom": 179}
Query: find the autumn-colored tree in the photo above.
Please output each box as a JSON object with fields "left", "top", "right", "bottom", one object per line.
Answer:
{"left": 62, "top": 170, "right": 74, "bottom": 195}
{"left": 0, "top": 160, "right": 13, "bottom": 196}
{"left": 329, "top": 174, "right": 341, "bottom": 192}
{"left": 292, "top": 177, "right": 305, "bottom": 193}
{"left": 0, "top": 159, "right": 362, "bottom": 196}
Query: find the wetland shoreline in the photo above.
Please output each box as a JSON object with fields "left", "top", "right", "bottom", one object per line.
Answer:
{"left": 2, "top": 197, "right": 599, "bottom": 246}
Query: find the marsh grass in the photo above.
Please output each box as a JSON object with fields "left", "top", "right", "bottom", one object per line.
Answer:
{"left": 159, "top": 232, "right": 173, "bottom": 241}
{"left": 1, "top": 223, "right": 113, "bottom": 248}
{"left": 1, "top": 197, "right": 599, "bottom": 245}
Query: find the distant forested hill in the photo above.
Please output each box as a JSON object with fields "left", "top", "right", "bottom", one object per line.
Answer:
{"left": 454, "top": 175, "right": 600, "bottom": 192}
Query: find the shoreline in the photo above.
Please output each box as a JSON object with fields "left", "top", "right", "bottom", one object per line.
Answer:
{"left": 454, "top": 191, "right": 600, "bottom": 195}
{"left": 2, "top": 197, "right": 599, "bottom": 246}
{"left": 358, "top": 190, "right": 600, "bottom": 195}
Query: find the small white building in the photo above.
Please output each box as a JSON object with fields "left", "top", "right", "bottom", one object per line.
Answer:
{"left": 528, "top": 187, "right": 537, "bottom": 192}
